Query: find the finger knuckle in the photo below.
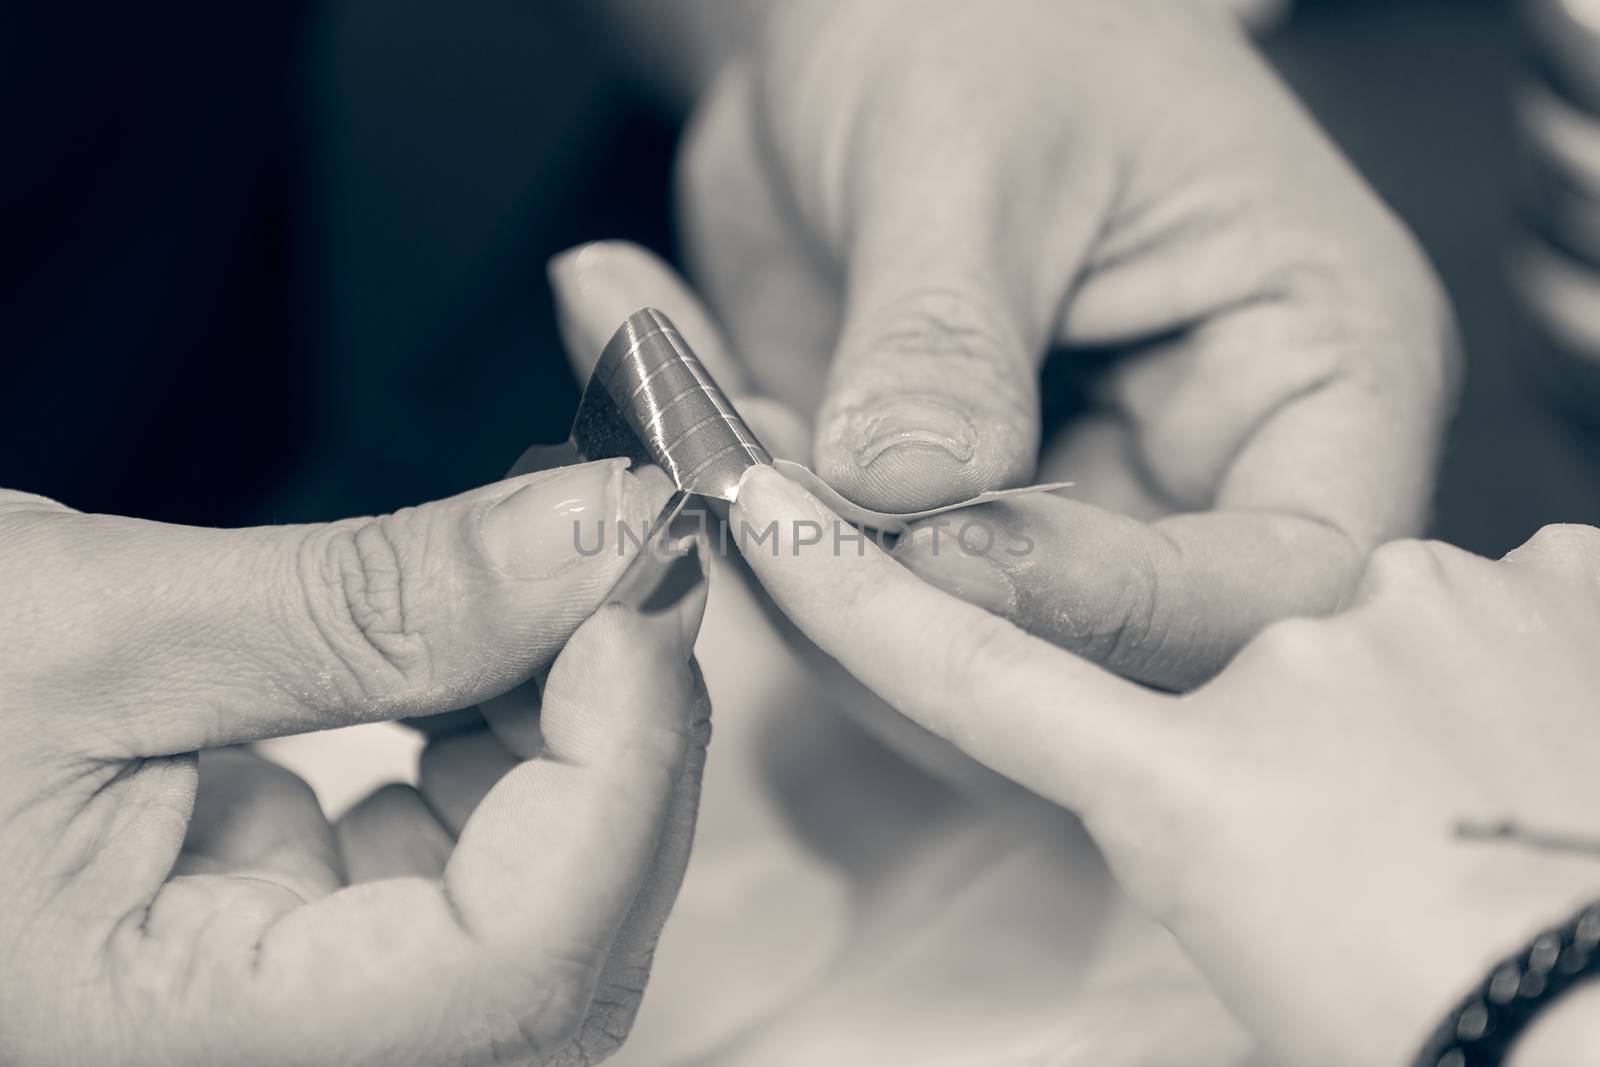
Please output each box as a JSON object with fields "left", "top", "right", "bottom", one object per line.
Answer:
{"left": 1286, "top": 220, "right": 1462, "bottom": 406}
{"left": 852, "top": 286, "right": 1026, "bottom": 381}
{"left": 1234, "top": 615, "right": 1336, "bottom": 675}
{"left": 1354, "top": 538, "right": 1452, "bottom": 603}
{"left": 299, "top": 512, "right": 435, "bottom": 700}
{"left": 1508, "top": 523, "right": 1600, "bottom": 575}
{"left": 1052, "top": 542, "right": 1162, "bottom": 670}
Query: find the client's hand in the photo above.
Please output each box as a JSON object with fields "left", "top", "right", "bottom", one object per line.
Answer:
{"left": 681, "top": 0, "right": 1458, "bottom": 688}
{"left": 0, "top": 468, "right": 709, "bottom": 1066}
{"left": 733, "top": 466, "right": 1600, "bottom": 1067}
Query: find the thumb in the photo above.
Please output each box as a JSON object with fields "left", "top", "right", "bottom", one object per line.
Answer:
{"left": 752, "top": 0, "right": 1119, "bottom": 513}
{"left": 813, "top": 173, "right": 1058, "bottom": 513}
{"left": 0, "top": 464, "right": 668, "bottom": 757}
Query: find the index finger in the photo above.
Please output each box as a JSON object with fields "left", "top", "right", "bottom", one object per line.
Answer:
{"left": 730, "top": 464, "right": 1172, "bottom": 813}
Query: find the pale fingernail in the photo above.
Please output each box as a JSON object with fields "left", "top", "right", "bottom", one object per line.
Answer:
{"left": 481, "top": 460, "right": 628, "bottom": 579}
{"left": 549, "top": 242, "right": 637, "bottom": 359}
{"left": 894, "top": 526, "right": 1016, "bottom": 616}
{"left": 734, "top": 464, "right": 827, "bottom": 525}
{"left": 848, "top": 397, "right": 977, "bottom": 469}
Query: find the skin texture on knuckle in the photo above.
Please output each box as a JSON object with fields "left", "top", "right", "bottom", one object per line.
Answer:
{"left": 1030, "top": 532, "right": 1162, "bottom": 669}
{"left": 295, "top": 510, "right": 439, "bottom": 707}
{"left": 840, "top": 286, "right": 1032, "bottom": 386}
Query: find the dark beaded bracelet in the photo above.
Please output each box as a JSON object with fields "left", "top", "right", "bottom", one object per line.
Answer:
{"left": 1413, "top": 900, "right": 1600, "bottom": 1067}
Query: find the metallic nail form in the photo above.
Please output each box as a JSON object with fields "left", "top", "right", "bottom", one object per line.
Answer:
{"left": 575, "top": 309, "right": 771, "bottom": 502}
{"left": 509, "top": 307, "right": 1073, "bottom": 601}
{"left": 604, "top": 489, "right": 706, "bottom": 614}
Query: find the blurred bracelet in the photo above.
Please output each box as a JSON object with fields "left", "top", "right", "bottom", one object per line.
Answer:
{"left": 1412, "top": 900, "right": 1600, "bottom": 1067}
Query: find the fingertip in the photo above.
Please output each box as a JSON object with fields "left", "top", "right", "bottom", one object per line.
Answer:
{"left": 814, "top": 392, "right": 1037, "bottom": 511}
{"left": 730, "top": 462, "right": 826, "bottom": 531}
{"left": 472, "top": 460, "right": 671, "bottom": 626}
{"left": 548, "top": 240, "right": 651, "bottom": 376}
{"left": 434, "top": 463, "right": 675, "bottom": 699}
{"left": 819, "top": 271, "right": 1043, "bottom": 509}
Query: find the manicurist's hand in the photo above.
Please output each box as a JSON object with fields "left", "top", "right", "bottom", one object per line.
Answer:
{"left": 733, "top": 465, "right": 1600, "bottom": 1067}
{"left": 0, "top": 467, "right": 710, "bottom": 1066}
{"left": 682, "top": 0, "right": 1458, "bottom": 688}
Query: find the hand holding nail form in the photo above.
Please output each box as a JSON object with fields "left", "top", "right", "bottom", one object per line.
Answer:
{"left": 681, "top": 0, "right": 1458, "bottom": 689}
{"left": 733, "top": 465, "right": 1600, "bottom": 1067}
{"left": 0, "top": 468, "right": 710, "bottom": 1066}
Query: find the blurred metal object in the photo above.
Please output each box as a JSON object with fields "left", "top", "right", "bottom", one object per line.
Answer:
{"left": 1516, "top": 80, "right": 1600, "bottom": 265}
{"left": 1524, "top": 0, "right": 1600, "bottom": 114}
{"left": 604, "top": 489, "right": 706, "bottom": 613}
{"left": 507, "top": 308, "right": 762, "bottom": 604}
{"left": 1514, "top": 0, "right": 1600, "bottom": 420}
{"left": 1510, "top": 240, "right": 1600, "bottom": 424}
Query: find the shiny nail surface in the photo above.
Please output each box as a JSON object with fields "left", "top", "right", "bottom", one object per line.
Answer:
{"left": 481, "top": 460, "right": 626, "bottom": 579}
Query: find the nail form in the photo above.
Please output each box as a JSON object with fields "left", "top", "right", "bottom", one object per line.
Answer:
{"left": 509, "top": 308, "right": 1071, "bottom": 590}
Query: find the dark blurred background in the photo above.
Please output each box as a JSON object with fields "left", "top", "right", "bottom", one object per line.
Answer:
{"left": 3, "top": 0, "right": 1597, "bottom": 554}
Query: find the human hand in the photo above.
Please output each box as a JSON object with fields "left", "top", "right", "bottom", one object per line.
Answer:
{"left": 681, "top": 0, "right": 1457, "bottom": 688}
{"left": 733, "top": 466, "right": 1600, "bottom": 1067}
{"left": 0, "top": 467, "right": 710, "bottom": 1066}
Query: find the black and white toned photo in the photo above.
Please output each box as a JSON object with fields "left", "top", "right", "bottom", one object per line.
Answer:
{"left": 3, "top": 0, "right": 1599, "bottom": 1064}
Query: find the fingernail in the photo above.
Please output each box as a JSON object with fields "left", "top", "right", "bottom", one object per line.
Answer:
{"left": 610, "top": 536, "right": 708, "bottom": 658}
{"left": 481, "top": 460, "right": 628, "bottom": 579}
{"left": 733, "top": 464, "right": 827, "bottom": 526}
{"left": 849, "top": 397, "right": 976, "bottom": 469}
{"left": 894, "top": 526, "right": 1016, "bottom": 616}
{"left": 549, "top": 242, "right": 636, "bottom": 358}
